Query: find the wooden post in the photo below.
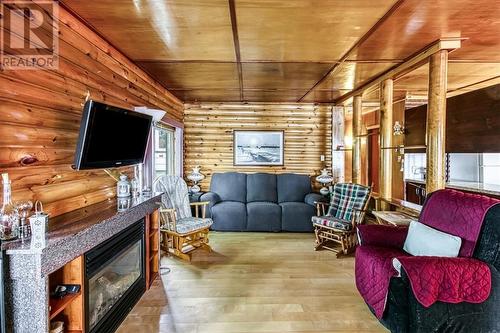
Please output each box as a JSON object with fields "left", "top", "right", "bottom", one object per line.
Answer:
{"left": 426, "top": 50, "right": 448, "bottom": 193}
{"left": 379, "top": 79, "right": 393, "bottom": 209}
{"left": 352, "top": 95, "right": 362, "bottom": 184}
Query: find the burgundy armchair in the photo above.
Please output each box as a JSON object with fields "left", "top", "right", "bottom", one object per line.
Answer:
{"left": 355, "top": 189, "right": 500, "bottom": 333}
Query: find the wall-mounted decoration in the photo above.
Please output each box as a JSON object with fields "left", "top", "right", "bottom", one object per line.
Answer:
{"left": 233, "top": 130, "right": 284, "bottom": 166}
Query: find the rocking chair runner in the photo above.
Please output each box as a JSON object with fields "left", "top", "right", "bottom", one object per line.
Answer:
{"left": 154, "top": 176, "right": 213, "bottom": 261}
{"left": 312, "top": 183, "right": 372, "bottom": 257}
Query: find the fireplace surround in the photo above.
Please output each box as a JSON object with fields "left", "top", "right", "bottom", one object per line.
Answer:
{"left": 85, "top": 219, "right": 146, "bottom": 333}
{"left": 2, "top": 194, "right": 160, "bottom": 333}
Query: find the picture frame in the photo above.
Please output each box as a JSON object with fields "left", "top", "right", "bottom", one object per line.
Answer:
{"left": 233, "top": 130, "right": 284, "bottom": 166}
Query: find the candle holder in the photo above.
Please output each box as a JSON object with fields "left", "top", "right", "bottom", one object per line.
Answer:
{"left": 16, "top": 200, "right": 33, "bottom": 240}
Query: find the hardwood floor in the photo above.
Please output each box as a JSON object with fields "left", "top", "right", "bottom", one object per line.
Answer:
{"left": 117, "top": 232, "right": 387, "bottom": 333}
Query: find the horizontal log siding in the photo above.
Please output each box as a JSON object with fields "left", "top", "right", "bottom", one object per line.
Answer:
{"left": 184, "top": 103, "right": 332, "bottom": 190}
{"left": 0, "top": 3, "right": 183, "bottom": 217}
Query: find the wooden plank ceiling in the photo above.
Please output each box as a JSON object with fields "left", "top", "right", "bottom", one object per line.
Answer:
{"left": 62, "top": 0, "right": 500, "bottom": 104}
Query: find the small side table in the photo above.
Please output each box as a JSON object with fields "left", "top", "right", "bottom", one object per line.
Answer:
{"left": 372, "top": 211, "right": 415, "bottom": 227}
{"left": 189, "top": 191, "right": 204, "bottom": 203}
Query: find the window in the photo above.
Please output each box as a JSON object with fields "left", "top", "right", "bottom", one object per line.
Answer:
{"left": 482, "top": 153, "right": 500, "bottom": 185}
{"left": 404, "top": 153, "right": 426, "bottom": 181}
{"left": 448, "top": 153, "right": 500, "bottom": 185}
{"left": 405, "top": 152, "right": 500, "bottom": 186}
{"left": 448, "top": 153, "right": 480, "bottom": 183}
{"left": 152, "top": 126, "right": 175, "bottom": 181}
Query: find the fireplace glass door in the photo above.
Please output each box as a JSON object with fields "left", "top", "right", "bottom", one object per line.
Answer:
{"left": 88, "top": 239, "right": 142, "bottom": 330}
{"left": 85, "top": 220, "right": 145, "bottom": 333}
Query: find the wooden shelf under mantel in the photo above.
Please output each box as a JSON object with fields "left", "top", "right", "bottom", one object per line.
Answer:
{"left": 145, "top": 210, "right": 160, "bottom": 289}
{"left": 48, "top": 255, "right": 85, "bottom": 332}
{"left": 49, "top": 291, "right": 81, "bottom": 320}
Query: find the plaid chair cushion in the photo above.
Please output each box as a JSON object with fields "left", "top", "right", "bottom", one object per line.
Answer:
{"left": 327, "top": 183, "right": 371, "bottom": 221}
{"left": 312, "top": 215, "right": 353, "bottom": 231}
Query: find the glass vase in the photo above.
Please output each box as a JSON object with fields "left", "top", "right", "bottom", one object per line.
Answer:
{"left": 0, "top": 174, "right": 19, "bottom": 240}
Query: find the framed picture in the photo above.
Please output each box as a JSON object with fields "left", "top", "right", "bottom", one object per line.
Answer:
{"left": 233, "top": 130, "right": 284, "bottom": 166}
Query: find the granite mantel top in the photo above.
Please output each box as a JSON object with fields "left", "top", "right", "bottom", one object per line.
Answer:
{"left": 3, "top": 193, "right": 162, "bottom": 279}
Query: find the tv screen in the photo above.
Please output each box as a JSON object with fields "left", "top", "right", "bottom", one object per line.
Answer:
{"left": 74, "top": 100, "right": 153, "bottom": 170}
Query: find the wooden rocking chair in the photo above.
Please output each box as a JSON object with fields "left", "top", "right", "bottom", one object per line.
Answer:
{"left": 154, "top": 176, "right": 213, "bottom": 261}
{"left": 312, "top": 183, "right": 372, "bottom": 257}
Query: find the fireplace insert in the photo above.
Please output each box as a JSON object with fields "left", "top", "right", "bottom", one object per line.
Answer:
{"left": 85, "top": 220, "right": 145, "bottom": 333}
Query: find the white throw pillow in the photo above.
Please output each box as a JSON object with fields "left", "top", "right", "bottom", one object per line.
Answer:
{"left": 403, "top": 221, "right": 462, "bottom": 257}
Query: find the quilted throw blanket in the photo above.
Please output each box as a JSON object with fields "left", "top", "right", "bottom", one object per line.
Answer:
{"left": 355, "top": 190, "right": 500, "bottom": 319}
{"left": 356, "top": 246, "right": 492, "bottom": 319}
{"left": 355, "top": 244, "right": 406, "bottom": 319}
{"left": 419, "top": 189, "right": 500, "bottom": 257}
{"left": 395, "top": 256, "right": 491, "bottom": 308}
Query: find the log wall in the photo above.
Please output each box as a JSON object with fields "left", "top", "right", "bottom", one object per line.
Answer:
{"left": 183, "top": 103, "right": 332, "bottom": 190}
{"left": 0, "top": 3, "right": 183, "bottom": 217}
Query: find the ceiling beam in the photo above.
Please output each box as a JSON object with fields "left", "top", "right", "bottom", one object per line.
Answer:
{"left": 447, "top": 75, "right": 500, "bottom": 98}
{"left": 228, "top": 0, "right": 244, "bottom": 101}
{"left": 335, "top": 38, "right": 462, "bottom": 105}
{"left": 135, "top": 59, "right": 342, "bottom": 64}
{"left": 297, "top": 0, "right": 407, "bottom": 102}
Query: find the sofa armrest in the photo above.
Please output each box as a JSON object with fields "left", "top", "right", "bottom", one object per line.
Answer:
{"left": 200, "top": 192, "right": 221, "bottom": 205}
{"left": 199, "top": 192, "right": 222, "bottom": 219}
{"left": 305, "top": 193, "right": 327, "bottom": 206}
{"left": 357, "top": 224, "right": 408, "bottom": 249}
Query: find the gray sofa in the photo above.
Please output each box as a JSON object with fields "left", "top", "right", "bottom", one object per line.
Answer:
{"left": 199, "top": 172, "right": 325, "bottom": 232}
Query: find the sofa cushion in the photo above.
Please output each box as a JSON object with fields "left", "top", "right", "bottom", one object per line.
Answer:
{"left": 280, "top": 202, "right": 315, "bottom": 232}
{"left": 247, "top": 202, "right": 281, "bottom": 231}
{"left": 211, "top": 201, "right": 247, "bottom": 231}
{"left": 277, "top": 174, "right": 312, "bottom": 203}
{"left": 210, "top": 172, "right": 247, "bottom": 202}
{"left": 247, "top": 173, "right": 277, "bottom": 203}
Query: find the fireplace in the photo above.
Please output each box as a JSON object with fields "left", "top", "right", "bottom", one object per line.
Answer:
{"left": 85, "top": 220, "right": 145, "bottom": 333}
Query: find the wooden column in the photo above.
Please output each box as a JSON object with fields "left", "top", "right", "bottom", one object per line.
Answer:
{"left": 426, "top": 50, "right": 448, "bottom": 193}
{"left": 379, "top": 79, "right": 393, "bottom": 208}
{"left": 352, "top": 95, "right": 362, "bottom": 184}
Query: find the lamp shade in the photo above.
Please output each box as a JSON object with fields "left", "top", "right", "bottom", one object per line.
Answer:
{"left": 316, "top": 168, "right": 334, "bottom": 185}
{"left": 187, "top": 166, "right": 205, "bottom": 182}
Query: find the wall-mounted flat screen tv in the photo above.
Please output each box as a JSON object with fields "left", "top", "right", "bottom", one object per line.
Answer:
{"left": 73, "top": 100, "right": 153, "bottom": 170}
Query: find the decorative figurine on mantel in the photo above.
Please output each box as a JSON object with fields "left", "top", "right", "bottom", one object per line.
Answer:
{"left": 316, "top": 168, "right": 334, "bottom": 196}
{"left": 187, "top": 166, "right": 205, "bottom": 193}
{"left": 117, "top": 174, "right": 131, "bottom": 198}
{"left": 16, "top": 200, "right": 33, "bottom": 240}
{"left": 30, "top": 201, "right": 49, "bottom": 250}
